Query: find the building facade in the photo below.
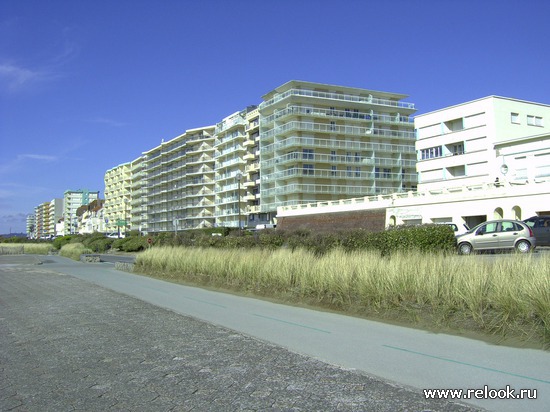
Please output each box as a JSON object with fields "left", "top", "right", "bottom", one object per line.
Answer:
{"left": 144, "top": 126, "right": 217, "bottom": 233}
{"left": 258, "top": 81, "right": 417, "bottom": 220}
{"left": 278, "top": 95, "right": 550, "bottom": 231}
{"left": 104, "top": 163, "right": 131, "bottom": 235}
{"left": 415, "top": 96, "right": 550, "bottom": 192}
{"left": 77, "top": 199, "right": 106, "bottom": 234}
{"left": 26, "top": 214, "right": 36, "bottom": 239}
{"left": 63, "top": 189, "right": 100, "bottom": 235}
{"left": 130, "top": 155, "right": 148, "bottom": 234}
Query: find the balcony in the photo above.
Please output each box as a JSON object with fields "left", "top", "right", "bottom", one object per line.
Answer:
{"left": 261, "top": 136, "right": 416, "bottom": 156}
{"left": 259, "top": 88, "right": 415, "bottom": 112}
{"left": 261, "top": 105, "right": 414, "bottom": 127}
{"left": 261, "top": 121, "right": 415, "bottom": 141}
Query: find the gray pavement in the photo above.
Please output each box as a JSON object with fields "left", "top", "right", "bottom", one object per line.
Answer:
{"left": 0, "top": 255, "right": 478, "bottom": 411}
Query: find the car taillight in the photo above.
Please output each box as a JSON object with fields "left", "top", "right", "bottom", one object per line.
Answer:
{"left": 528, "top": 226, "right": 534, "bottom": 237}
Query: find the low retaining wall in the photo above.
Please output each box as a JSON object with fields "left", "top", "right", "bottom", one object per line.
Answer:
{"left": 277, "top": 208, "right": 386, "bottom": 232}
{"left": 80, "top": 254, "right": 101, "bottom": 263}
{"left": 0, "top": 246, "right": 24, "bottom": 255}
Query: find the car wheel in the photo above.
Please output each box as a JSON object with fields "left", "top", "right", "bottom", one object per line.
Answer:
{"left": 515, "top": 240, "right": 531, "bottom": 253}
{"left": 458, "top": 242, "right": 472, "bottom": 255}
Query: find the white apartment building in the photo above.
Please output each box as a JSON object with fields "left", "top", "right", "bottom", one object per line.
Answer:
{"left": 104, "top": 163, "right": 132, "bottom": 234}
{"left": 258, "top": 81, "right": 417, "bottom": 220}
{"left": 26, "top": 214, "right": 36, "bottom": 239}
{"left": 415, "top": 96, "right": 550, "bottom": 192}
{"left": 214, "top": 108, "right": 258, "bottom": 228}
{"left": 32, "top": 198, "right": 63, "bottom": 238}
{"left": 48, "top": 198, "right": 64, "bottom": 236}
{"left": 144, "top": 126, "right": 216, "bottom": 233}
{"left": 63, "top": 189, "right": 100, "bottom": 235}
{"left": 130, "top": 155, "right": 147, "bottom": 234}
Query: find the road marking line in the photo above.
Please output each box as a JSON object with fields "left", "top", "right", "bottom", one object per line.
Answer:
{"left": 253, "top": 314, "right": 331, "bottom": 334}
{"left": 383, "top": 344, "right": 550, "bottom": 384}
{"left": 180, "top": 295, "right": 227, "bottom": 308}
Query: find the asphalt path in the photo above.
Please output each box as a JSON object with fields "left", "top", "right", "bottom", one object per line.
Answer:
{"left": 2, "top": 254, "right": 550, "bottom": 411}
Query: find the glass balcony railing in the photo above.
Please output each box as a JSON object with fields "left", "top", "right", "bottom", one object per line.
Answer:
{"left": 261, "top": 121, "right": 415, "bottom": 141}
{"left": 261, "top": 136, "right": 416, "bottom": 156}
{"left": 261, "top": 105, "right": 414, "bottom": 127}
{"left": 259, "top": 88, "right": 415, "bottom": 111}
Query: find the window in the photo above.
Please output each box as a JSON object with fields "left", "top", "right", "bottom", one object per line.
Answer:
{"left": 346, "top": 166, "right": 352, "bottom": 177}
{"left": 375, "top": 167, "right": 380, "bottom": 178}
{"left": 346, "top": 152, "right": 352, "bottom": 162}
{"left": 330, "top": 150, "right": 337, "bottom": 161}
{"left": 354, "top": 152, "right": 361, "bottom": 162}
{"left": 302, "top": 164, "right": 314, "bottom": 175}
{"left": 383, "top": 168, "right": 391, "bottom": 179}
{"left": 421, "top": 146, "right": 443, "bottom": 160}
{"left": 355, "top": 167, "right": 361, "bottom": 177}
{"left": 302, "top": 149, "right": 314, "bottom": 160}
{"left": 527, "top": 115, "right": 543, "bottom": 126}
{"left": 511, "top": 112, "right": 520, "bottom": 124}
{"left": 451, "top": 143, "right": 464, "bottom": 155}
{"left": 331, "top": 165, "right": 337, "bottom": 176}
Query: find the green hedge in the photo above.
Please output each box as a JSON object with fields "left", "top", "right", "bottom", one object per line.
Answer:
{"left": 144, "top": 225, "right": 457, "bottom": 255}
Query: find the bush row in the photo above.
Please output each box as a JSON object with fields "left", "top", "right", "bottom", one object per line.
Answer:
{"left": 148, "top": 224, "right": 457, "bottom": 255}
{"left": 52, "top": 232, "right": 148, "bottom": 253}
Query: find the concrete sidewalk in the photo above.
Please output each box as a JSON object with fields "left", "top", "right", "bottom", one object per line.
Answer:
{"left": 0, "top": 256, "right": 477, "bottom": 411}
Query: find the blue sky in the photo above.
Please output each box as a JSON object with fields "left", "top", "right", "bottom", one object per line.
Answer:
{"left": 1, "top": 0, "right": 549, "bottom": 234}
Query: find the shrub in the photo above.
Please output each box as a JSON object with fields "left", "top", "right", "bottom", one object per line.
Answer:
{"left": 53, "top": 235, "right": 74, "bottom": 250}
{"left": 111, "top": 236, "right": 148, "bottom": 252}
{"left": 59, "top": 243, "right": 92, "bottom": 260}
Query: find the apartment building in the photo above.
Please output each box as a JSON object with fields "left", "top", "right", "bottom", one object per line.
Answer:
{"left": 144, "top": 126, "right": 216, "bottom": 233}
{"left": 258, "top": 80, "right": 417, "bottom": 219}
{"left": 33, "top": 202, "right": 48, "bottom": 239}
{"left": 214, "top": 109, "right": 250, "bottom": 228}
{"left": 130, "top": 155, "right": 147, "bottom": 233}
{"left": 63, "top": 189, "right": 100, "bottom": 235}
{"left": 48, "top": 198, "right": 64, "bottom": 236}
{"left": 32, "top": 198, "right": 63, "bottom": 238}
{"left": 26, "top": 214, "right": 36, "bottom": 239}
{"left": 104, "top": 163, "right": 131, "bottom": 234}
{"left": 415, "top": 96, "right": 550, "bottom": 192}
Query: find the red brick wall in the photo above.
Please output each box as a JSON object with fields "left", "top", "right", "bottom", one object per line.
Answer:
{"left": 277, "top": 208, "right": 386, "bottom": 232}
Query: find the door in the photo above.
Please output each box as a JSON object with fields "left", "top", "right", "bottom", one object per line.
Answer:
{"left": 472, "top": 222, "right": 499, "bottom": 250}
{"left": 497, "top": 221, "right": 522, "bottom": 249}
{"left": 536, "top": 218, "right": 550, "bottom": 246}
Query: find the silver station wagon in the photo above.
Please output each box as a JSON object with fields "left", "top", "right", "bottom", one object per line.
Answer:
{"left": 456, "top": 219, "right": 536, "bottom": 255}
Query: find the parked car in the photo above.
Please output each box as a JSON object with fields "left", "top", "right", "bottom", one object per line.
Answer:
{"left": 456, "top": 219, "right": 536, "bottom": 255}
{"left": 438, "top": 222, "right": 470, "bottom": 236}
{"left": 105, "top": 232, "right": 125, "bottom": 239}
{"left": 523, "top": 216, "right": 550, "bottom": 246}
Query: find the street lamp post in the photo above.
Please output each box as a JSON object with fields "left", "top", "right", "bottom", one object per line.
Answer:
{"left": 236, "top": 171, "right": 242, "bottom": 235}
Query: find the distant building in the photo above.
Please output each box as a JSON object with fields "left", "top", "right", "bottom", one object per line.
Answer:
{"left": 77, "top": 199, "right": 106, "bottom": 234}
{"left": 26, "top": 214, "right": 36, "bottom": 239}
{"left": 104, "top": 163, "right": 131, "bottom": 234}
{"left": 63, "top": 189, "right": 99, "bottom": 235}
{"left": 130, "top": 155, "right": 147, "bottom": 234}
{"left": 143, "top": 126, "right": 216, "bottom": 232}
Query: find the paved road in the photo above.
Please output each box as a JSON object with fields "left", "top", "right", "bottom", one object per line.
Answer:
{"left": 0, "top": 255, "right": 478, "bottom": 411}
{"left": 2, "top": 255, "right": 550, "bottom": 411}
